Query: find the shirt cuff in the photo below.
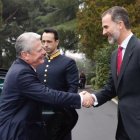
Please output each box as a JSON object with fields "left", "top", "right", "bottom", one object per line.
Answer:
{"left": 79, "top": 94, "right": 83, "bottom": 107}
{"left": 92, "top": 94, "right": 98, "bottom": 106}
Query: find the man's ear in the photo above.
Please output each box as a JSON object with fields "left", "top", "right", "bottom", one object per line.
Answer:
{"left": 118, "top": 21, "right": 123, "bottom": 30}
{"left": 20, "top": 51, "right": 29, "bottom": 61}
{"left": 56, "top": 40, "right": 59, "bottom": 46}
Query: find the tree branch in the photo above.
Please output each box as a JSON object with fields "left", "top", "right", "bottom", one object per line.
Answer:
{"left": 5, "top": 8, "right": 18, "bottom": 23}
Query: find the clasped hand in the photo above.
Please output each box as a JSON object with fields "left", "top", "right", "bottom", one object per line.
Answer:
{"left": 79, "top": 91, "right": 94, "bottom": 108}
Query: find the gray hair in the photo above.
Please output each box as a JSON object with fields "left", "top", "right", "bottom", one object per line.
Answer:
{"left": 15, "top": 32, "right": 41, "bottom": 57}
{"left": 102, "top": 6, "right": 131, "bottom": 29}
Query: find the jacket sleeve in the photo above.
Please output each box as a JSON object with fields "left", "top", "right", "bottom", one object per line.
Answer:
{"left": 95, "top": 62, "right": 117, "bottom": 107}
{"left": 17, "top": 69, "right": 81, "bottom": 109}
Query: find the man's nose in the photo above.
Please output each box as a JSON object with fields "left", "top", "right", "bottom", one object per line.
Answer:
{"left": 102, "top": 29, "right": 107, "bottom": 36}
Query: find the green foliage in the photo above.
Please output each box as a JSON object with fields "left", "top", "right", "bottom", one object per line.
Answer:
{"left": 0, "top": 0, "right": 80, "bottom": 68}
{"left": 91, "top": 44, "right": 116, "bottom": 89}
{"left": 0, "top": 0, "right": 45, "bottom": 68}
{"left": 42, "top": 18, "right": 78, "bottom": 52}
{"left": 57, "top": 28, "right": 78, "bottom": 53}
{"left": 53, "top": 19, "right": 77, "bottom": 31}
{"left": 0, "top": 0, "right": 2, "bottom": 27}
{"left": 47, "top": 0, "right": 78, "bottom": 9}
{"left": 0, "top": 0, "right": 2, "bottom": 67}
{"left": 128, "top": 1, "right": 140, "bottom": 38}
{"left": 77, "top": 0, "right": 108, "bottom": 59}
{"left": 37, "top": 0, "right": 79, "bottom": 28}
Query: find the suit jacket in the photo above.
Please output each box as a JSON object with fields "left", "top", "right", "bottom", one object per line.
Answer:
{"left": 0, "top": 58, "right": 81, "bottom": 140}
{"left": 95, "top": 35, "right": 140, "bottom": 140}
{"left": 36, "top": 53, "right": 79, "bottom": 140}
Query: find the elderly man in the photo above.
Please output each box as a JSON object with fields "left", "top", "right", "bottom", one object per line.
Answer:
{"left": 0, "top": 32, "right": 93, "bottom": 140}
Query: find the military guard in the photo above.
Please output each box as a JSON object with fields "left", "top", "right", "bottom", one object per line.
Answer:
{"left": 36, "top": 28, "right": 79, "bottom": 140}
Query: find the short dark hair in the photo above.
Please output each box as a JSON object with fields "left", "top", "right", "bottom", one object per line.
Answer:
{"left": 102, "top": 6, "right": 131, "bottom": 29}
{"left": 42, "top": 28, "right": 59, "bottom": 40}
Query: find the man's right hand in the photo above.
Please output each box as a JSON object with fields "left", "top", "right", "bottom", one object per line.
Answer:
{"left": 79, "top": 91, "right": 94, "bottom": 108}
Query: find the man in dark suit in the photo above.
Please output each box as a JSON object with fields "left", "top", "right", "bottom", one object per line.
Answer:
{"left": 36, "top": 29, "right": 79, "bottom": 140}
{"left": 92, "top": 6, "right": 140, "bottom": 140}
{"left": 0, "top": 32, "right": 93, "bottom": 140}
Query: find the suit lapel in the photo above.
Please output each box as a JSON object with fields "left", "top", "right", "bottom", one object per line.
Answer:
{"left": 117, "top": 35, "right": 136, "bottom": 88}
{"left": 112, "top": 50, "right": 118, "bottom": 88}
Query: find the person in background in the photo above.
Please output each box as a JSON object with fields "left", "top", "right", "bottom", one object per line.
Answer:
{"left": 36, "top": 28, "right": 79, "bottom": 140}
{"left": 0, "top": 32, "right": 93, "bottom": 140}
{"left": 79, "top": 71, "right": 86, "bottom": 89}
{"left": 92, "top": 6, "right": 140, "bottom": 140}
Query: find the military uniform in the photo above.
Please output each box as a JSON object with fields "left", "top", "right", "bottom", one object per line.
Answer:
{"left": 36, "top": 51, "right": 79, "bottom": 140}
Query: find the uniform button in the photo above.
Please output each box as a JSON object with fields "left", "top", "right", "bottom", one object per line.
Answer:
{"left": 44, "top": 79, "right": 46, "bottom": 82}
{"left": 44, "top": 74, "right": 47, "bottom": 77}
{"left": 48, "top": 60, "right": 51, "bottom": 62}
{"left": 45, "top": 69, "right": 47, "bottom": 72}
{"left": 46, "top": 65, "right": 49, "bottom": 67}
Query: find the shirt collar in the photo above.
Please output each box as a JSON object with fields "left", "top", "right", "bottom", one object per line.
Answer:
{"left": 119, "top": 33, "right": 133, "bottom": 49}
{"left": 31, "top": 66, "right": 36, "bottom": 72}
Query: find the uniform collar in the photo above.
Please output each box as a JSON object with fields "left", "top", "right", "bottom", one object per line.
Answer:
{"left": 46, "top": 50, "right": 61, "bottom": 60}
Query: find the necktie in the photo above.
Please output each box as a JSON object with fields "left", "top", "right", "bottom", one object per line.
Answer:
{"left": 117, "top": 46, "right": 123, "bottom": 75}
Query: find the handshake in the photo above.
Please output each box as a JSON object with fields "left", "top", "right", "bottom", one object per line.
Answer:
{"left": 79, "top": 91, "right": 94, "bottom": 108}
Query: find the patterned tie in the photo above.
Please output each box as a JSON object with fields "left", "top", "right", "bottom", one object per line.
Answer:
{"left": 117, "top": 46, "right": 123, "bottom": 75}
